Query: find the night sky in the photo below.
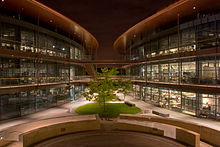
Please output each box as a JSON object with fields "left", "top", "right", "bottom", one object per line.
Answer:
{"left": 37, "top": 0, "right": 177, "bottom": 59}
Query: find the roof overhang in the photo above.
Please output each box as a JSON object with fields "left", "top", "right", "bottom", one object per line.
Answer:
{"left": 0, "top": 0, "right": 98, "bottom": 51}
{"left": 113, "top": 0, "right": 220, "bottom": 54}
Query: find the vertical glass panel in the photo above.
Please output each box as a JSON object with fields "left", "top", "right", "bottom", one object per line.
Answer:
{"left": 145, "top": 87, "right": 152, "bottom": 102}
{"left": 199, "top": 94, "right": 216, "bottom": 119}
{"left": 160, "top": 89, "right": 169, "bottom": 108}
{"left": 0, "top": 94, "right": 20, "bottom": 120}
{"left": 169, "top": 33, "right": 178, "bottom": 54}
{"left": 181, "top": 28, "right": 196, "bottom": 52}
{"left": 182, "top": 92, "right": 196, "bottom": 115}
{"left": 47, "top": 62, "right": 57, "bottom": 82}
{"left": 140, "top": 65, "right": 146, "bottom": 80}
{"left": 152, "top": 87, "right": 159, "bottom": 105}
{"left": 20, "top": 91, "right": 35, "bottom": 116}
{"left": 169, "top": 63, "right": 179, "bottom": 83}
{"left": 152, "top": 65, "right": 159, "bottom": 81}
{"left": 39, "top": 33, "right": 47, "bottom": 55}
{"left": 159, "top": 64, "right": 169, "bottom": 82}
{"left": 216, "top": 94, "right": 220, "bottom": 120}
{"left": 70, "top": 45, "right": 74, "bottom": 59}
{"left": 20, "top": 28, "right": 35, "bottom": 52}
{"left": 170, "top": 90, "right": 181, "bottom": 111}
{"left": 197, "top": 22, "right": 216, "bottom": 49}
{"left": 182, "top": 61, "right": 196, "bottom": 84}
{"left": 38, "top": 61, "right": 47, "bottom": 83}
{"left": 145, "top": 43, "right": 151, "bottom": 58}
{"left": 151, "top": 40, "right": 158, "bottom": 57}
{"left": 159, "top": 37, "right": 168, "bottom": 55}
{"left": 146, "top": 65, "right": 151, "bottom": 81}
{"left": 1, "top": 23, "right": 19, "bottom": 50}
{"left": 200, "top": 60, "right": 215, "bottom": 84}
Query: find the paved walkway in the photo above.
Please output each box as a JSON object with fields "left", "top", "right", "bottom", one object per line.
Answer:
{"left": 0, "top": 97, "right": 89, "bottom": 132}
{"left": 120, "top": 93, "right": 220, "bottom": 130}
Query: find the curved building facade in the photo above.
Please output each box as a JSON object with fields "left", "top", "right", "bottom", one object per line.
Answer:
{"left": 0, "top": 0, "right": 98, "bottom": 120}
{"left": 114, "top": 0, "right": 220, "bottom": 119}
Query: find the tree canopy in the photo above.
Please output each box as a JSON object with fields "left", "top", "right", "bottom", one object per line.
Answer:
{"left": 82, "top": 68, "right": 132, "bottom": 105}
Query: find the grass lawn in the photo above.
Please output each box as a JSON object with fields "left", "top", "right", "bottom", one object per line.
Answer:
{"left": 75, "top": 103, "right": 141, "bottom": 118}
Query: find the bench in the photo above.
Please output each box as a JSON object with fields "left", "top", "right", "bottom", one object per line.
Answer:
{"left": 124, "top": 101, "right": 135, "bottom": 107}
{"left": 152, "top": 110, "right": 169, "bottom": 117}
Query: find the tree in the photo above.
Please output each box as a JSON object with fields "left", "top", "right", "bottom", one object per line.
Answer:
{"left": 82, "top": 67, "right": 132, "bottom": 113}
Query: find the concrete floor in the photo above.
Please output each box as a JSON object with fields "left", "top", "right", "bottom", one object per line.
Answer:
{"left": 34, "top": 131, "right": 186, "bottom": 147}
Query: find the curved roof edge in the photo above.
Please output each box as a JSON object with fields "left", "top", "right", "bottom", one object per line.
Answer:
{"left": 0, "top": 0, "right": 98, "bottom": 51}
{"left": 113, "top": 0, "right": 220, "bottom": 54}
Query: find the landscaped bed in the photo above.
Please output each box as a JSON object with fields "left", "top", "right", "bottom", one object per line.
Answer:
{"left": 75, "top": 103, "right": 141, "bottom": 118}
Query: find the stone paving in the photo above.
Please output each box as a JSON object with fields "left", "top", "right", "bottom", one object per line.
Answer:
{"left": 121, "top": 93, "right": 220, "bottom": 130}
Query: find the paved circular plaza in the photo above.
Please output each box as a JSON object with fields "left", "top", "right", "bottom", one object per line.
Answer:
{"left": 34, "top": 131, "right": 186, "bottom": 147}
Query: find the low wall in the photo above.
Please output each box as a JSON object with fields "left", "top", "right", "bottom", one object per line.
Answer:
{"left": 0, "top": 140, "right": 15, "bottom": 147}
{"left": 117, "top": 122, "right": 164, "bottom": 136}
{"left": 22, "top": 117, "right": 100, "bottom": 147}
{"left": 176, "top": 128, "right": 200, "bottom": 147}
{"left": 119, "top": 114, "right": 220, "bottom": 147}
{"left": 0, "top": 115, "right": 100, "bottom": 147}
{"left": 117, "top": 119, "right": 200, "bottom": 147}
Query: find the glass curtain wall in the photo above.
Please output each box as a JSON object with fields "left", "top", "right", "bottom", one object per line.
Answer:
{"left": 0, "top": 85, "right": 84, "bottom": 120}
{"left": 128, "top": 56, "right": 220, "bottom": 85}
{"left": 127, "top": 14, "right": 220, "bottom": 60}
{"left": 0, "top": 20, "right": 85, "bottom": 60}
{"left": 135, "top": 84, "right": 220, "bottom": 120}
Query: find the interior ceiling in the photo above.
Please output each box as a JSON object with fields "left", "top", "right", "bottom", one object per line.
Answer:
{"left": 37, "top": 0, "right": 177, "bottom": 59}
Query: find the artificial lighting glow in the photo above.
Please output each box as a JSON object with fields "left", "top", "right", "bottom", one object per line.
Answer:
{"left": 62, "top": 48, "right": 65, "bottom": 51}
{"left": 2, "top": 0, "right": 4, "bottom": 2}
{"left": 52, "top": 45, "right": 55, "bottom": 48}
{"left": 193, "top": 6, "right": 196, "bottom": 10}
{"left": 49, "top": 20, "right": 53, "bottom": 23}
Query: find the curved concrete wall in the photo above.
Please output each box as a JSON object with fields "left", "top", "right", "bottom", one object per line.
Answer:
{"left": 119, "top": 114, "right": 220, "bottom": 147}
